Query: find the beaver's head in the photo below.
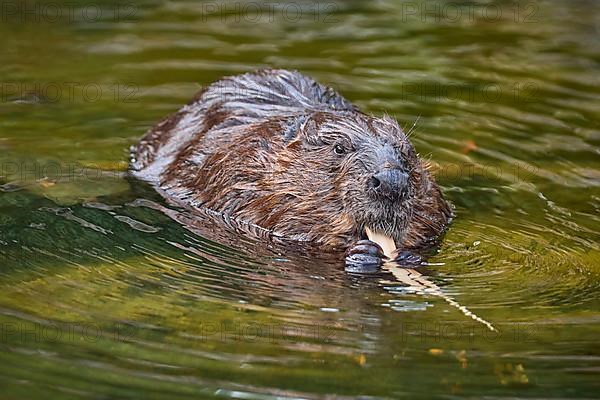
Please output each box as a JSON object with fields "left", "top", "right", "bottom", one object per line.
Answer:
{"left": 280, "top": 111, "right": 451, "bottom": 249}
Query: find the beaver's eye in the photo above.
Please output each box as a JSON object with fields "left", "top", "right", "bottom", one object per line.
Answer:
{"left": 333, "top": 144, "right": 346, "bottom": 155}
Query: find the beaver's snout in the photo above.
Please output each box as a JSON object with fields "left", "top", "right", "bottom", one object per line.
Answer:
{"left": 367, "top": 143, "right": 410, "bottom": 201}
{"left": 368, "top": 168, "right": 409, "bottom": 201}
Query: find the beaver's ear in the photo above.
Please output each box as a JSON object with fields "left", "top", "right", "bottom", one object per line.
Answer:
{"left": 282, "top": 115, "right": 322, "bottom": 146}
{"left": 301, "top": 119, "right": 321, "bottom": 146}
{"left": 281, "top": 115, "right": 310, "bottom": 143}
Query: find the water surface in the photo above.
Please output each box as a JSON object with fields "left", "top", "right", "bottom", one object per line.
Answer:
{"left": 1, "top": 0, "right": 599, "bottom": 398}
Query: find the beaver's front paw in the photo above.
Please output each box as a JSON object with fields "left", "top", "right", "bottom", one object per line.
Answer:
{"left": 345, "top": 240, "right": 386, "bottom": 273}
{"left": 392, "top": 250, "right": 423, "bottom": 268}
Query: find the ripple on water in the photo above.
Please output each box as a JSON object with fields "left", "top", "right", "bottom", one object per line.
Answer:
{"left": 0, "top": 0, "right": 599, "bottom": 398}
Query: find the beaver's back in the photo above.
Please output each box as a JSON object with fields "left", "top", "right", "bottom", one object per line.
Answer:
{"left": 130, "top": 69, "right": 355, "bottom": 187}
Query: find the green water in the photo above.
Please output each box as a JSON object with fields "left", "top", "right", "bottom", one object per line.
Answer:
{"left": 1, "top": 0, "right": 599, "bottom": 398}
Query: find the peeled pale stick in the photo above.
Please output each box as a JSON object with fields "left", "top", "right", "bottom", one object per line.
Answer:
{"left": 366, "top": 227, "right": 497, "bottom": 332}
{"left": 382, "top": 264, "right": 497, "bottom": 331}
{"left": 365, "top": 226, "right": 397, "bottom": 259}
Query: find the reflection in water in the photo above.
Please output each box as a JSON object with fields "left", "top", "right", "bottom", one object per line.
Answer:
{"left": 0, "top": 0, "right": 599, "bottom": 398}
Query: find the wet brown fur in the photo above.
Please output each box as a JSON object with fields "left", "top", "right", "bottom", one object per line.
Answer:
{"left": 130, "top": 69, "right": 452, "bottom": 251}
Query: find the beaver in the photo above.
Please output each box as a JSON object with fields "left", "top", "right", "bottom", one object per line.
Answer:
{"left": 130, "top": 69, "right": 452, "bottom": 271}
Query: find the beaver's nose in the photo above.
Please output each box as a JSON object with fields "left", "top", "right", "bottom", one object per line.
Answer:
{"left": 368, "top": 169, "right": 409, "bottom": 200}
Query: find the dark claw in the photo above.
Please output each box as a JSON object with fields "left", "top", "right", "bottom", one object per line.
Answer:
{"left": 345, "top": 240, "right": 385, "bottom": 274}
{"left": 346, "top": 240, "right": 386, "bottom": 257}
{"left": 393, "top": 251, "right": 423, "bottom": 268}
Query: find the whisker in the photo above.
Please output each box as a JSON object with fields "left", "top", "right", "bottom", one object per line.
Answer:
{"left": 405, "top": 115, "right": 421, "bottom": 138}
